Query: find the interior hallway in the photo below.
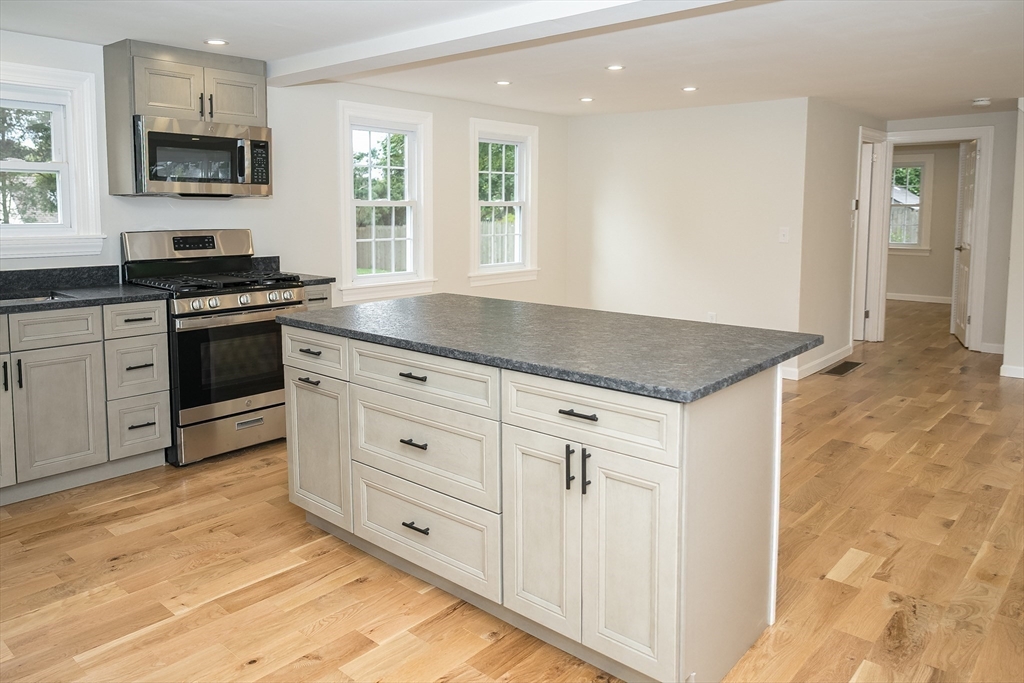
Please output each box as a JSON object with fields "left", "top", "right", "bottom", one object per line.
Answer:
{"left": 0, "top": 301, "right": 1020, "bottom": 682}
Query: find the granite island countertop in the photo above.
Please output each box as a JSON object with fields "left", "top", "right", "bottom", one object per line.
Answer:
{"left": 278, "top": 293, "right": 823, "bottom": 403}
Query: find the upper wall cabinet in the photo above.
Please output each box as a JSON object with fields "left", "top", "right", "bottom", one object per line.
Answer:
{"left": 131, "top": 57, "right": 266, "bottom": 126}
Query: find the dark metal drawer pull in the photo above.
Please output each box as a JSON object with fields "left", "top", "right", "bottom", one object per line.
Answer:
{"left": 308, "top": 296, "right": 329, "bottom": 302}
{"left": 299, "top": 348, "right": 323, "bottom": 356}
{"left": 565, "top": 443, "right": 576, "bottom": 490}
{"left": 400, "top": 438, "right": 428, "bottom": 451}
{"left": 298, "top": 377, "right": 321, "bottom": 386}
{"left": 128, "top": 421, "right": 156, "bottom": 430}
{"left": 401, "top": 521, "right": 430, "bottom": 535}
{"left": 2, "top": 360, "right": 7, "bottom": 392}
{"left": 399, "top": 371, "right": 427, "bottom": 382}
{"left": 123, "top": 316, "right": 154, "bottom": 323}
{"left": 17, "top": 359, "right": 23, "bottom": 389}
{"left": 558, "top": 408, "right": 598, "bottom": 422}
{"left": 126, "top": 362, "right": 155, "bottom": 371}
{"left": 582, "top": 447, "right": 592, "bottom": 495}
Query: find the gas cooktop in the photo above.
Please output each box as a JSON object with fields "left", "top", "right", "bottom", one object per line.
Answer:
{"left": 130, "top": 270, "right": 301, "bottom": 295}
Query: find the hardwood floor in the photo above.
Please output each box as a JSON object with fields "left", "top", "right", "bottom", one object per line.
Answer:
{"left": 0, "top": 300, "right": 1020, "bottom": 682}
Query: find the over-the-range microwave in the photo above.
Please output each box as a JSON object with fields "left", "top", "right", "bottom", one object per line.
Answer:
{"left": 124, "top": 115, "right": 272, "bottom": 197}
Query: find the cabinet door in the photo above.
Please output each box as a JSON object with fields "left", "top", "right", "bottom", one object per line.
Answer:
{"left": 133, "top": 57, "right": 205, "bottom": 120}
{"left": 12, "top": 343, "right": 108, "bottom": 482}
{"left": 204, "top": 68, "right": 266, "bottom": 126}
{"left": 502, "top": 425, "right": 582, "bottom": 640}
{"left": 285, "top": 367, "right": 351, "bottom": 531}
{"left": 0, "top": 355, "right": 15, "bottom": 488}
{"left": 581, "top": 447, "right": 679, "bottom": 681}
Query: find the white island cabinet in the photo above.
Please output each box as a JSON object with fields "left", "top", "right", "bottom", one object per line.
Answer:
{"left": 279, "top": 294, "right": 821, "bottom": 683}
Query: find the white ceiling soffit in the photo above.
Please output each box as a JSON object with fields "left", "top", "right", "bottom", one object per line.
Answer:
{"left": 266, "top": 0, "right": 736, "bottom": 87}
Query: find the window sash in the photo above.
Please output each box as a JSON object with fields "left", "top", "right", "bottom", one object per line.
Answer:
{"left": 889, "top": 163, "right": 925, "bottom": 247}
{"left": 0, "top": 97, "right": 71, "bottom": 230}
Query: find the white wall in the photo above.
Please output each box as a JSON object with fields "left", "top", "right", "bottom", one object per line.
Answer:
{"left": 1002, "top": 99, "right": 1024, "bottom": 377}
{"left": 888, "top": 111, "right": 1019, "bottom": 349}
{"left": 564, "top": 98, "right": 809, "bottom": 335}
{"left": 886, "top": 143, "right": 960, "bottom": 302}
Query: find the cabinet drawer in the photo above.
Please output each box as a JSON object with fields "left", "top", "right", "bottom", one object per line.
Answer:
{"left": 503, "top": 370, "right": 681, "bottom": 467}
{"left": 104, "top": 333, "right": 170, "bottom": 400}
{"left": 353, "top": 462, "right": 501, "bottom": 603}
{"left": 304, "top": 284, "right": 332, "bottom": 310}
{"left": 9, "top": 307, "right": 103, "bottom": 352}
{"left": 107, "top": 392, "right": 172, "bottom": 460}
{"left": 350, "top": 340, "right": 499, "bottom": 420}
{"left": 104, "top": 301, "right": 168, "bottom": 339}
{"left": 282, "top": 326, "right": 348, "bottom": 380}
{"left": 350, "top": 385, "right": 500, "bottom": 512}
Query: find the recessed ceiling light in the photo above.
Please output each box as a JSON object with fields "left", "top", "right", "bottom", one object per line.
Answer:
{"left": 606, "top": 65, "right": 624, "bottom": 71}
{"left": 682, "top": 86, "right": 698, "bottom": 92}
{"left": 580, "top": 97, "right": 593, "bottom": 102}
{"left": 205, "top": 39, "right": 228, "bottom": 46}
{"left": 496, "top": 81, "right": 511, "bottom": 86}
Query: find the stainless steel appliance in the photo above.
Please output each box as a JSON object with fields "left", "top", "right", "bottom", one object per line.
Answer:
{"left": 122, "top": 229, "right": 303, "bottom": 465}
{"left": 130, "top": 116, "right": 271, "bottom": 197}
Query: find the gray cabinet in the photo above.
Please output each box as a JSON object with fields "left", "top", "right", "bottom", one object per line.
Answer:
{"left": 12, "top": 343, "right": 109, "bottom": 482}
{"left": 204, "top": 68, "right": 266, "bottom": 126}
{"left": 303, "top": 284, "right": 333, "bottom": 310}
{"left": 133, "top": 57, "right": 205, "bottom": 120}
{"left": 0, "top": 354, "right": 15, "bottom": 488}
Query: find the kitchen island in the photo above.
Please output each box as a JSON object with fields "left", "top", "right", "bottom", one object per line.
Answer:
{"left": 277, "top": 294, "right": 821, "bottom": 683}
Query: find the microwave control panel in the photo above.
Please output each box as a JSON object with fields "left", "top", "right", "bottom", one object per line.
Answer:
{"left": 251, "top": 140, "right": 270, "bottom": 185}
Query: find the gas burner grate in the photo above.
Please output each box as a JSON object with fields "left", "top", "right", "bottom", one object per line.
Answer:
{"left": 130, "top": 276, "right": 225, "bottom": 292}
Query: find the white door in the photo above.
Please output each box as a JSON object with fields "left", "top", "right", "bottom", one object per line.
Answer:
{"left": 853, "top": 142, "right": 875, "bottom": 341}
{"left": 502, "top": 425, "right": 583, "bottom": 640}
{"left": 0, "top": 355, "right": 15, "bottom": 488}
{"left": 953, "top": 140, "right": 977, "bottom": 347}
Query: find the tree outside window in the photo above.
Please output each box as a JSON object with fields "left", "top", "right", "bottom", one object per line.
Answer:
{"left": 0, "top": 103, "right": 65, "bottom": 227}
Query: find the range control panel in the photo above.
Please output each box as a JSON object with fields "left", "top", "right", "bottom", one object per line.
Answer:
{"left": 173, "top": 235, "right": 216, "bottom": 251}
{"left": 251, "top": 140, "right": 270, "bottom": 185}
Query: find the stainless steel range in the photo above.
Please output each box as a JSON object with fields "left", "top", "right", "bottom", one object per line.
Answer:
{"left": 122, "top": 229, "right": 306, "bottom": 465}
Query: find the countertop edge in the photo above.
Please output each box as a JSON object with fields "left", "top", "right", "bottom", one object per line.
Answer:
{"left": 0, "top": 290, "right": 169, "bottom": 315}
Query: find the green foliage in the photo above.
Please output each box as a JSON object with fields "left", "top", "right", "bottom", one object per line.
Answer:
{"left": 892, "top": 166, "right": 921, "bottom": 197}
{"left": 0, "top": 106, "right": 60, "bottom": 225}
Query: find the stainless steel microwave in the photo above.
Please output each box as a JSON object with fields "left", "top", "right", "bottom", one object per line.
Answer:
{"left": 129, "top": 116, "right": 272, "bottom": 197}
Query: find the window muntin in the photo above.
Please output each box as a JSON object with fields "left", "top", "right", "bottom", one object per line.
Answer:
{"left": 352, "top": 128, "right": 412, "bottom": 276}
{"left": 478, "top": 141, "right": 523, "bottom": 266}
{"left": 889, "top": 163, "right": 923, "bottom": 247}
{"left": 0, "top": 97, "right": 71, "bottom": 229}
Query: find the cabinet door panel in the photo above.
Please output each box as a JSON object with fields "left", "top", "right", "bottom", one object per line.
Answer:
{"left": 133, "top": 57, "right": 204, "bottom": 120}
{"left": 204, "top": 68, "right": 265, "bottom": 126}
{"left": 502, "top": 425, "right": 582, "bottom": 640}
{"left": 285, "top": 367, "right": 351, "bottom": 531}
{"left": 0, "top": 355, "right": 15, "bottom": 488}
{"left": 581, "top": 448, "right": 679, "bottom": 681}
{"left": 13, "top": 343, "right": 108, "bottom": 482}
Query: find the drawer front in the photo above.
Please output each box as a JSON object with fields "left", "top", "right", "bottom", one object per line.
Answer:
{"left": 1, "top": 315, "right": 9, "bottom": 354}
{"left": 350, "top": 340, "right": 500, "bottom": 420}
{"left": 9, "top": 307, "right": 103, "bottom": 352}
{"left": 353, "top": 462, "right": 502, "bottom": 602}
{"left": 103, "top": 301, "right": 168, "bottom": 339}
{"left": 503, "top": 370, "right": 681, "bottom": 466}
{"left": 350, "top": 385, "right": 500, "bottom": 512}
{"left": 282, "top": 326, "right": 348, "bottom": 380}
{"left": 304, "top": 284, "right": 332, "bottom": 310}
{"left": 104, "top": 333, "right": 170, "bottom": 400}
{"left": 107, "top": 392, "right": 172, "bottom": 460}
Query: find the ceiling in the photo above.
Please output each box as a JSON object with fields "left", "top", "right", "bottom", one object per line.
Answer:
{"left": 1, "top": 0, "right": 1021, "bottom": 121}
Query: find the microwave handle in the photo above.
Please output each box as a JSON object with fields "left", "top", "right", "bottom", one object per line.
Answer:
{"left": 238, "top": 140, "right": 250, "bottom": 184}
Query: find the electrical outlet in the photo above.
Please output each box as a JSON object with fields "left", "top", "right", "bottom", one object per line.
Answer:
{"left": 708, "top": 312, "right": 717, "bottom": 323}
{"left": 778, "top": 227, "right": 790, "bottom": 243}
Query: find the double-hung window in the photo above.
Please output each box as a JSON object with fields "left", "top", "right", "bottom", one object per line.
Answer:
{"left": 889, "top": 154, "right": 934, "bottom": 255}
{"left": 470, "top": 119, "right": 538, "bottom": 286}
{"left": 341, "top": 103, "right": 433, "bottom": 302}
{"left": 0, "top": 62, "right": 101, "bottom": 258}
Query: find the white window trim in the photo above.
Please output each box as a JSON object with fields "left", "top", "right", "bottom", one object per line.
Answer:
{"left": 339, "top": 101, "right": 433, "bottom": 303}
{"left": 888, "top": 153, "right": 934, "bottom": 255}
{"left": 469, "top": 118, "right": 539, "bottom": 287}
{"left": 0, "top": 62, "right": 103, "bottom": 258}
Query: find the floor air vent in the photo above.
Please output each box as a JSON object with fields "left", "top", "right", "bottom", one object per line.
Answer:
{"left": 820, "top": 360, "right": 863, "bottom": 377}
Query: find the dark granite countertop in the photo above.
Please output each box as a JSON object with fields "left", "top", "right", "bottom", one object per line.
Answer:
{"left": 294, "top": 274, "right": 336, "bottom": 286}
{"left": 278, "top": 293, "right": 823, "bottom": 403}
{"left": 0, "top": 285, "right": 168, "bottom": 315}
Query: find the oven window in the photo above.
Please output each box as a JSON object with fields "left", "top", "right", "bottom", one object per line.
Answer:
{"left": 176, "top": 320, "right": 283, "bottom": 411}
{"left": 148, "top": 131, "right": 238, "bottom": 183}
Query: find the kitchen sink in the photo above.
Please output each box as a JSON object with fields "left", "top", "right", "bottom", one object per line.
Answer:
{"left": 0, "top": 291, "right": 76, "bottom": 305}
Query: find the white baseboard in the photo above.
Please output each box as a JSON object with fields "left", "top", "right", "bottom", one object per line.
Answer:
{"left": 1000, "top": 364, "right": 1024, "bottom": 378}
{"left": 886, "top": 293, "right": 952, "bottom": 304}
{"left": 977, "top": 342, "right": 1004, "bottom": 355}
{"left": 780, "top": 344, "right": 855, "bottom": 381}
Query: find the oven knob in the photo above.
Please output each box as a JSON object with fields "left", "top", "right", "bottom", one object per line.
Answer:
{"left": 190, "top": 299, "right": 204, "bottom": 311}
{"left": 283, "top": 290, "right": 294, "bottom": 301}
{"left": 239, "top": 294, "right": 251, "bottom": 305}
{"left": 208, "top": 297, "right": 220, "bottom": 309}
{"left": 268, "top": 291, "right": 280, "bottom": 302}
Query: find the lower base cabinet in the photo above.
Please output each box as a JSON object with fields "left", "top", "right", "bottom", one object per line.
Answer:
{"left": 107, "top": 392, "right": 172, "bottom": 461}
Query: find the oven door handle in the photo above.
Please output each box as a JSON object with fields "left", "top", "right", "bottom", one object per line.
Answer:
{"left": 174, "top": 304, "right": 307, "bottom": 331}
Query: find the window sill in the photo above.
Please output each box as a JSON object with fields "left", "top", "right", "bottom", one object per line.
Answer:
{"left": 340, "top": 278, "right": 436, "bottom": 303}
{"left": 469, "top": 268, "right": 539, "bottom": 287}
{"left": 888, "top": 247, "right": 931, "bottom": 257}
{"left": 0, "top": 234, "right": 106, "bottom": 259}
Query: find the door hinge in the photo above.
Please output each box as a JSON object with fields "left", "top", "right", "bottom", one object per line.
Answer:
{"left": 865, "top": 310, "right": 870, "bottom": 319}
{"left": 853, "top": 199, "right": 860, "bottom": 211}
{"left": 967, "top": 315, "right": 971, "bottom": 324}
{"left": 872, "top": 153, "right": 878, "bottom": 163}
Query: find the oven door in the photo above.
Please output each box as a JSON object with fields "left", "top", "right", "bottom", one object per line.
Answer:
{"left": 172, "top": 305, "right": 305, "bottom": 426}
{"left": 135, "top": 115, "right": 252, "bottom": 196}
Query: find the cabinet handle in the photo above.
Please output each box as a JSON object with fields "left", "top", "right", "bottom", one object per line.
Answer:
{"left": 128, "top": 421, "right": 156, "bottom": 430}
{"left": 236, "top": 417, "right": 264, "bottom": 430}
{"left": 209, "top": 94, "right": 214, "bottom": 119}
{"left": 399, "top": 371, "right": 427, "bottom": 383}
{"left": 2, "top": 360, "right": 7, "bottom": 392}
{"left": 199, "top": 92, "right": 205, "bottom": 118}
{"left": 298, "top": 377, "right": 321, "bottom": 386}
{"left": 308, "top": 297, "right": 329, "bottom": 302}
{"left": 565, "top": 444, "right": 576, "bottom": 490}
{"left": 299, "top": 348, "right": 322, "bottom": 356}
{"left": 558, "top": 408, "right": 598, "bottom": 422}
{"left": 401, "top": 521, "right": 430, "bottom": 535}
{"left": 16, "top": 359, "right": 23, "bottom": 389}
{"left": 125, "top": 362, "right": 155, "bottom": 371}
{"left": 400, "top": 438, "right": 428, "bottom": 451}
{"left": 582, "top": 447, "right": 592, "bottom": 495}
{"left": 123, "top": 316, "right": 153, "bottom": 323}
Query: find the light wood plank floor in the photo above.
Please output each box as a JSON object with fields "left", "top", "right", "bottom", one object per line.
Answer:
{"left": 1, "top": 300, "right": 1021, "bottom": 683}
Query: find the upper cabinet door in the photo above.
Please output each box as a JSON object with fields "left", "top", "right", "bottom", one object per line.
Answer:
{"left": 133, "top": 57, "right": 205, "bottom": 120}
{"left": 204, "top": 68, "right": 266, "bottom": 126}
